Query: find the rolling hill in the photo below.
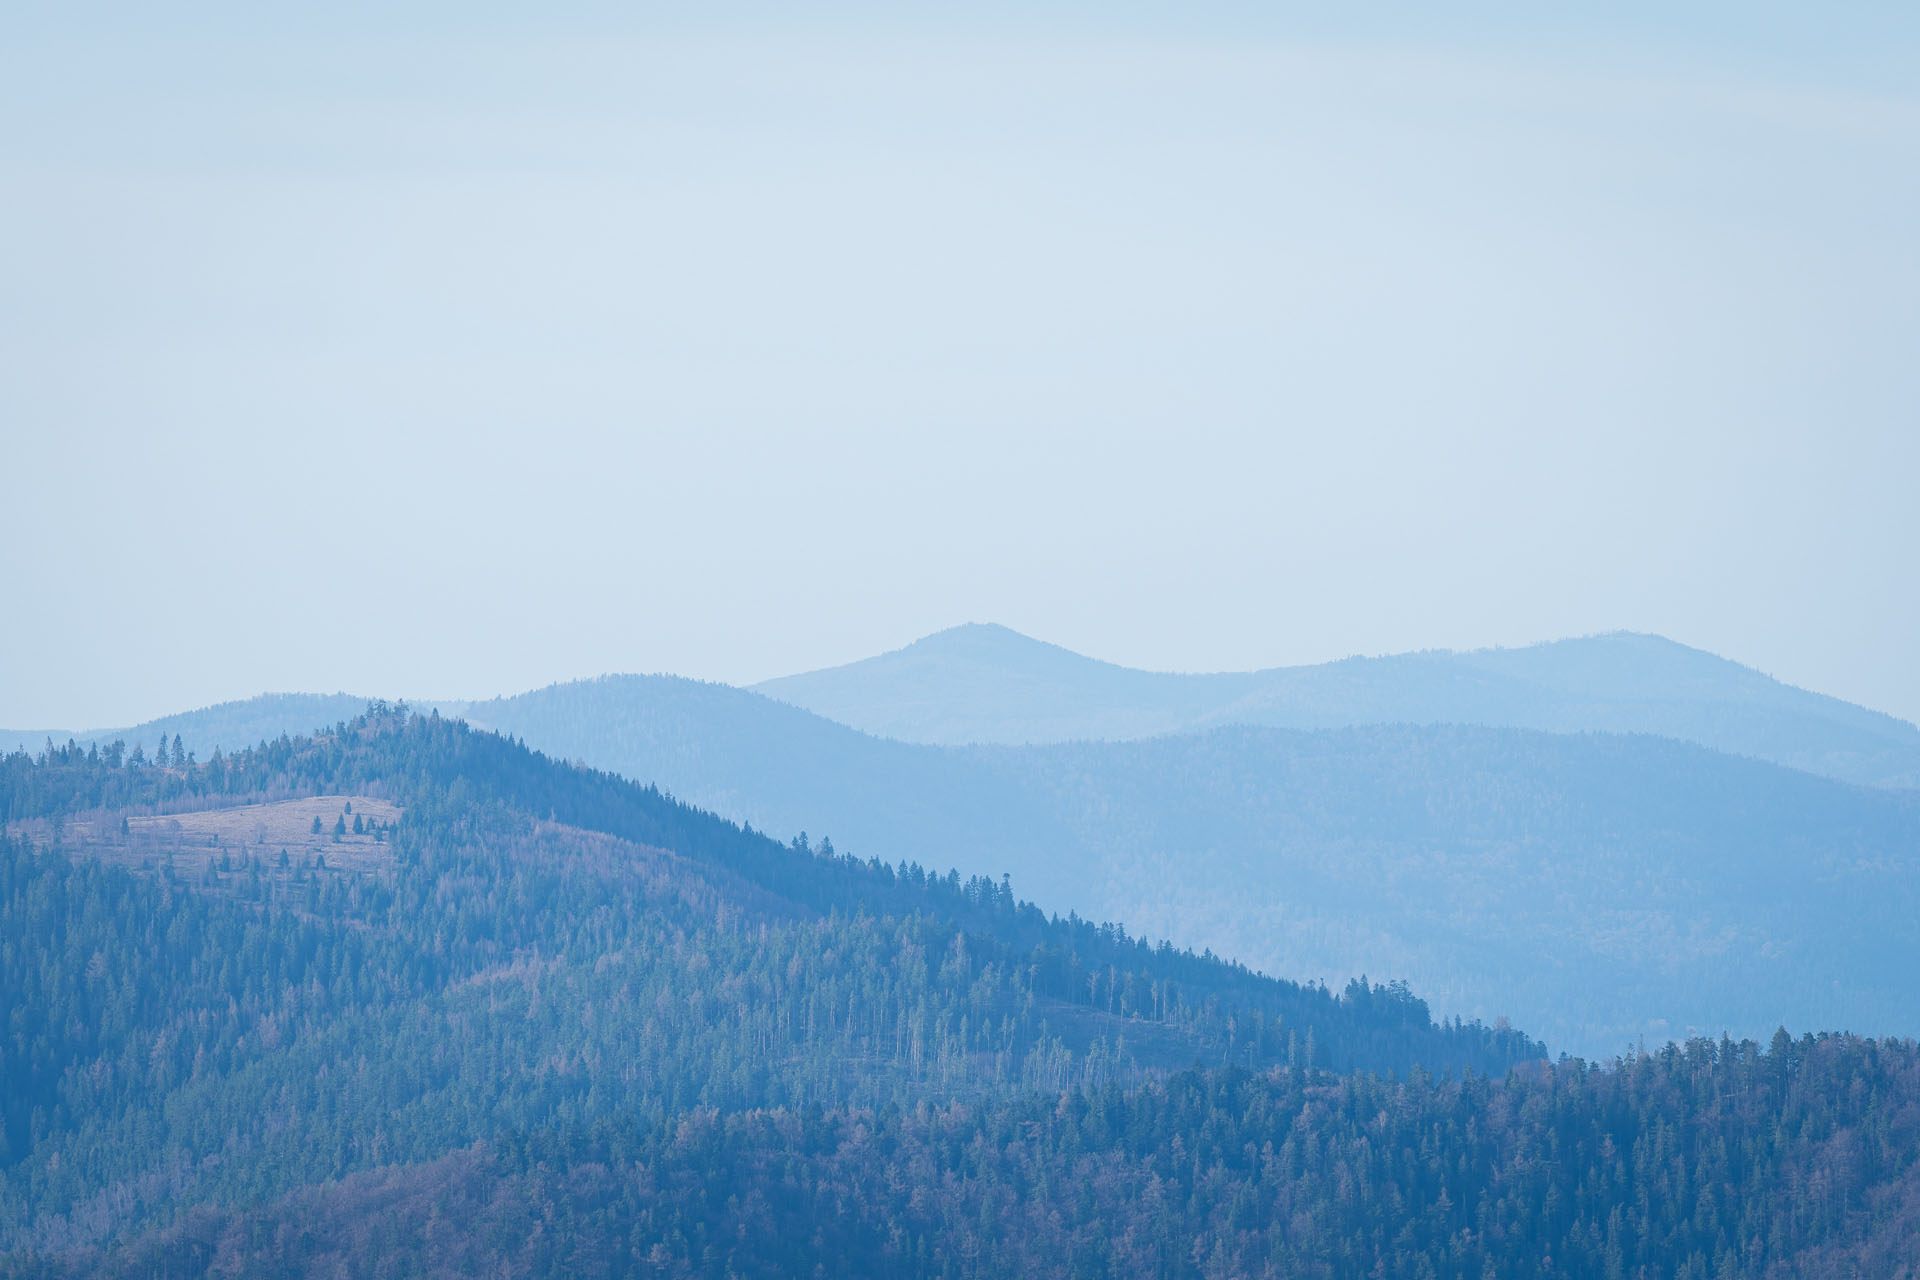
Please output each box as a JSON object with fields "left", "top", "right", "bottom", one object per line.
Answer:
{"left": 10, "top": 628, "right": 1919, "bottom": 1057}
{"left": 6, "top": 712, "right": 1918, "bottom": 1278}
{"left": 449, "top": 675, "right": 1920, "bottom": 1057}
{"left": 0, "top": 710, "right": 1533, "bottom": 1265}
{"left": 755, "top": 624, "right": 1920, "bottom": 788}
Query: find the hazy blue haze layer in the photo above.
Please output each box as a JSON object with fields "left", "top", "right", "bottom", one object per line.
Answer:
{"left": 6, "top": 5, "right": 1917, "bottom": 730}
{"left": 11, "top": 628, "right": 1916, "bottom": 1058}
{"left": 756, "top": 624, "right": 1920, "bottom": 789}
{"left": 442, "top": 677, "right": 1920, "bottom": 1058}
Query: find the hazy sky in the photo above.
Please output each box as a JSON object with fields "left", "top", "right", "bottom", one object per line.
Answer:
{"left": 5, "top": 4, "right": 1918, "bottom": 729}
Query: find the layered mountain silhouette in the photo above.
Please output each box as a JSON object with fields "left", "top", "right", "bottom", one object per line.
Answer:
{"left": 8, "top": 627, "right": 1918, "bottom": 1056}
{"left": 4, "top": 712, "right": 1544, "bottom": 1266}
{"left": 439, "top": 676, "right": 1920, "bottom": 1056}
{"left": 13, "top": 713, "right": 1913, "bottom": 1277}
{"left": 754, "top": 624, "right": 1920, "bottom": 788}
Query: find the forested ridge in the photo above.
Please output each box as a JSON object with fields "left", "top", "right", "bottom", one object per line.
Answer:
{"left": 3, "top": 712, "right": 1916, "bottom": 1274}
{"left": 1, "top": 710, "right": 1547, "bottom": 1272}
{"left": 445, "top": 674, "right": 1920, "bottom": 1055}
{"left": 19, "top": 671, "right": 1920, "bottom": 1055}
{"left": 52, "top": 1035, "right": 1920, "bottom": 1279}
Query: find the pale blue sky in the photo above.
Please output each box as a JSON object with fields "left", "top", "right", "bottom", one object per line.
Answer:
{"left": 4, "top": 4, "right": 1917, "bottom": 728}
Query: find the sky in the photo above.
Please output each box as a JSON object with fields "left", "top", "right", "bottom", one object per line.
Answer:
{"left": 4, "top": 3, "right": 1918, "bottom": 729}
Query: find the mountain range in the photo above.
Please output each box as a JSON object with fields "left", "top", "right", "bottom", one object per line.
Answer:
{"left": 758, "top": 624, "right": 1920, "bottom": 789}
{"left": 441, "top": 675, "right": 1920, "bottom": 1056}
{"left": 6, "top": 626, "right": 1918, "bottom": 1057}
{"left": 10, "top": 712, "right": 1913, "bottom": 1277}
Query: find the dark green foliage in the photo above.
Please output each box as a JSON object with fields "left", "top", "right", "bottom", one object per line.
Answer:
{"left": 0, "top": 710, "right": 1537, "bottom": 1266}
{"left": 37, "top": 1038, "right": 1920, "bottom": 1278}
{"left": 5, "top": 710, "right": 1915, "bottom": 1275}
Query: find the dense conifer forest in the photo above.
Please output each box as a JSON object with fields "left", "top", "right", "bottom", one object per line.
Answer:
{"left": 2, "top": 710, "right": 1916, "bottom": 1275}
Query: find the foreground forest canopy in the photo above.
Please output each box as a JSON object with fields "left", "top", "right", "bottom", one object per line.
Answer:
{"left": 3, "top": 711, "right": 1918, "bottom": 1276}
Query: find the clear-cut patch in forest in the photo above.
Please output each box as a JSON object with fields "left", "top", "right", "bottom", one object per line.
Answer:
{"left": 17, "top": 794, "right": 402, "bottom": 878}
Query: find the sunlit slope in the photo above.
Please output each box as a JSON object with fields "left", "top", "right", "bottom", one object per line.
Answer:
{"left": 754, "top": 624, "right": 1920, "bottom": 788}
{"left": 455, "top": 674, "right": 1920, "bottom": 1057}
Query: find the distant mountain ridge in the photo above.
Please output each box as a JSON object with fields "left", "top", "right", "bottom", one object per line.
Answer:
{"left": 13, "top": 627, "right": 1916, "bottom": 792}
{"left": 9, "top": 631, "right": 1920, "bottom": 1054}
{"left": 752, "top": 624, "right": 1920, "bottom": 789}
{"left": 443, "top": 673, "right": 1920, "bottom": 1057}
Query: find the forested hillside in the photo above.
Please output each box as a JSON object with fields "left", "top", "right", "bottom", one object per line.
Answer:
{"left": 4, "top": 713, "right": 1917, "bottom": 1276}
{"left": 57, "top": 1036, "right": 1920, "bottom": 1279}
{"left": 20, "top": 679, "right": 1920, "bottom": 1055}
{"left": 756, "top": 624, "right": 1920, "bottom": 788}
{"left": 0, "top": 711, "right": 1533, "bottom": 1266}
{"left": 12, "top": 626, "right": 1917, "bottom": 1057}
{"left": 450, "top": 676, "right": 1920, "bottom": 1055}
